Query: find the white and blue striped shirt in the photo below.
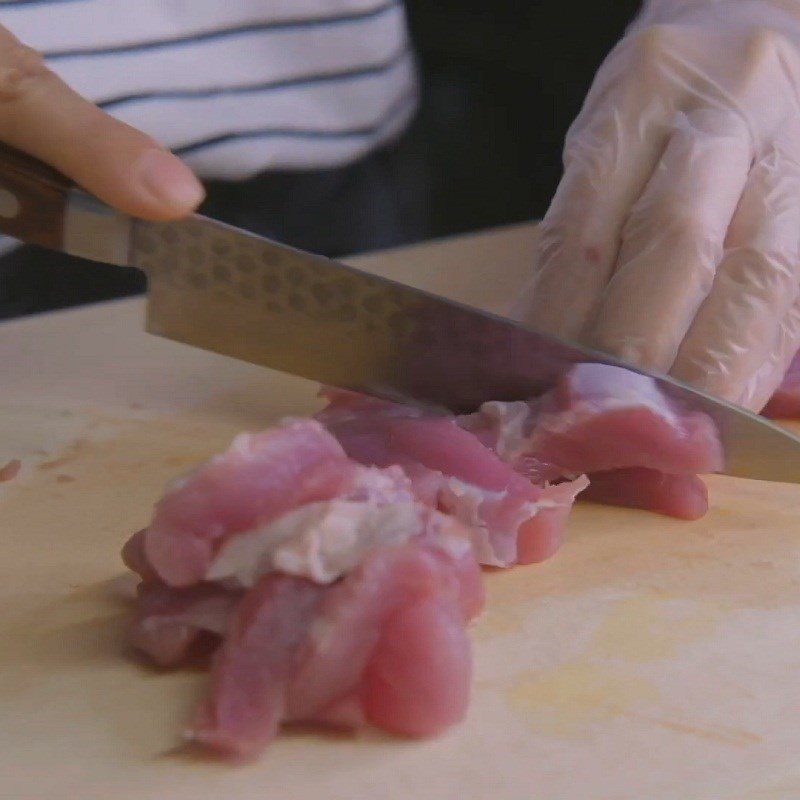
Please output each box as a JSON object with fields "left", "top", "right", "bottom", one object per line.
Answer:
{"left": 0, "top": 0, "right": 417, "bottom": 179}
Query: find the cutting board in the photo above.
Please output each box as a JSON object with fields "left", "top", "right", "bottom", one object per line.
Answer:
{"left": 2, "top": 223, "right": 800, "bottom": 800}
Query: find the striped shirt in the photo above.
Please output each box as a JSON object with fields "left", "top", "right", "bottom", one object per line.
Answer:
{"left": 0, "top": 0, "right": 418, "bottom": 179}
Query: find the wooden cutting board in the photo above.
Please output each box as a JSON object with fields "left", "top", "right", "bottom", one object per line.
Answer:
{"left": 2, "top": 223, "right": 800, "bottom": 800}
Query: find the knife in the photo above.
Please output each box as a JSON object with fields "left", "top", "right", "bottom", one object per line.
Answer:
{"left": 1, "top": 143, "right": 799, "bottom": 484}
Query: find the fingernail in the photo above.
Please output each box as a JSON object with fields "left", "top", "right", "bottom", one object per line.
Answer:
{"left": 134, "top": 149, "right": 205, "bottom": 211}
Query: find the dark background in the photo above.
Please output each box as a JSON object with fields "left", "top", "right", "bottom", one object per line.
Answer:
{"left": 0, "top": 0, "right": 641, "bottom": 320}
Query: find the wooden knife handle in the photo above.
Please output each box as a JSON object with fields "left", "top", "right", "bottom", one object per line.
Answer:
{"left": 0, "top": 142, "right": 72, "bottom": 250}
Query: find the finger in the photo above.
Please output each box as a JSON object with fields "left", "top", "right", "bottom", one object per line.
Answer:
{"left": 584, "top": 107, "right": 752, "bottom": 372}
{"left": 510, "top": 30, "right": 684, "bottom": 336}
{"left": 671, "top": 145, "right": 800, "bottom": 405}
{"left": 0, "top": 27, "right": 203, "bottom": 219}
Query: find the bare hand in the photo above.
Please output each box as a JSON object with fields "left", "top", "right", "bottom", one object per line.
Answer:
{"left": 0, "top": 25, "right": 204, "bottom": 220}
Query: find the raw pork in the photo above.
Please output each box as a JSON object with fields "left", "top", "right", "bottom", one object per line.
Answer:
{"left": 580, "top": 469, "right": 709, "bottom": 521}
{"left": 461, "top": 364, "right": 724, "bottom": 519}
{"left": 132, "top": 420, "right": 421, "bottom": 587}
{"left": 125, "top": 417, "right": 486, "bottom": 759}
{"left": 122, "top": 362, "right": 724, "bottom": 761}
{"left": 130, "top": 581, "right": 242, "bottom": 667}
{"left": 521, "top": 363, "right": 724, "bottom": 476}
{"left": 190, "top": 537, "right": 481, "bottom": 759}
{"left": 0, "top": 459, "right": 20, "bottom": 482}
{"left": 318, "top": 388, "right": 588, "bottom": 566}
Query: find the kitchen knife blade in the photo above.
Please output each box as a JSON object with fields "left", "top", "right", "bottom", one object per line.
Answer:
{"left": 1, "top": 142, "right": 799, "bottom": 484}
{"left": 64, "top": 197, "right": 800, "bottom": 486}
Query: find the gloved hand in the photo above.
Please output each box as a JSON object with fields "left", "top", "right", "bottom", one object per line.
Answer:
{"left": 513, "top": 0, "right": 800, "bottom": 411}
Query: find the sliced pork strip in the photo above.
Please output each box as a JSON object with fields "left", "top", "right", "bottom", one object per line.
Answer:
{"left": 206, "top": 469, "right": 459, "bottom": 591}
{"left": 121, "top": 529, "right": 158, "bottom": 583}
{"left": 463, "top": 365, "right": 723, "bottom": 477}
{"left": 137, "top": 421, "right": 356, "bottom": 587}
{"left": 383, "top": 417, "right": 534, "bottom": 492}
{"left": 385, "top": 420, "right": 573, "bottom": 561}
{"left": 458, "top": 400, "right": 535, "bottom": 465}
{"left": 763, "top": 351, "right": 800, "bottom": 418}
{"left": 582, "top": 468, "right": 709, "bottom": 520}
{"left": 320, "top": 394, "right": 580, "bottom": 565}
{"left": 459, "top": 365, "right": 722, "bottom": 521}
{"left": 528, "top": 364, "right": 724, "bottom": 475}
{"left": 514, "top": 477, "right": 590, "bottom": 564}
{"left": 130, "top": 582, "right": 242, "bottom": 667}
{"left": 189, "top": 538, "right": 480, "bottom": 758}
{"left": 285, "top": 537, "right": 482, "bottom": 724}
{"left": 530, "top": 406, "right": 721, "bottom": 476}
{"left": 311, "top": 694, "right": 366, "bottom": 730}
{"left": 516, "top": 504, "right": 573, "bottom": 564}
{"left": 320, "top": 389, "right": 531, "bottom": 491}
{"left": 188, "top": 575, "right": 325, "bottom": 761}
{"left": 435, "top": 474, "right": 587, "bottom": 566}
{"left": 360, "top": 596, "right": 472, "bottom": 737}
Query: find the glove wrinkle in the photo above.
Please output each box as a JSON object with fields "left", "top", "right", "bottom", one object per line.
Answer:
{"left": 520, "top": 0, "right": 800, "bottom": 411}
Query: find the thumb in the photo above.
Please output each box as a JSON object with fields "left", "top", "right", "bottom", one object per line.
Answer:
{"left": 0, "top": 26, "right": 204, "bottom": 220}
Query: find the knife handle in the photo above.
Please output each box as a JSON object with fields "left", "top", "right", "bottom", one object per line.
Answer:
{"left": 0, "top": 142, "right": 71, "bottom": 250}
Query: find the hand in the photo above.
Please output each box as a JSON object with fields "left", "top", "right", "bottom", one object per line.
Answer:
{"left": 0, "top": 25, "right": 203, "bottom": 219}
{"left": 513, "top": 0, "right": 800, "bottom": 411}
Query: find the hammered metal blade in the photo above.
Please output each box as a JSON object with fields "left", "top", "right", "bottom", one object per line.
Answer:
{"left": 131, "top": 214, "right": 800, "bottom": 485}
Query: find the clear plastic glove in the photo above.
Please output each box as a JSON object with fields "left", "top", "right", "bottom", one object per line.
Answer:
{"left": 513, "top": 0, "right": 800, "bottom": 411}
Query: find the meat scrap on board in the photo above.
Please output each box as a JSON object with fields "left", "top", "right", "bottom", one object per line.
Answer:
{"left": 122, "top": 363, "right": 723, "bottom": 761}
{"left": 0, "top": 459, "right": 21, "bottom": 483}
